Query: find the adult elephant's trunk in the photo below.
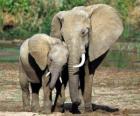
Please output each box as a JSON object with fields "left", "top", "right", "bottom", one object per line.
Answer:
{"left": 68, "top": 44, "right": 85, "bottom": 105}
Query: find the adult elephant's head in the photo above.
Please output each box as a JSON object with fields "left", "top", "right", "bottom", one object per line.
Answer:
{"left": 51, "top": 4, "right": 123, "bottom": 105}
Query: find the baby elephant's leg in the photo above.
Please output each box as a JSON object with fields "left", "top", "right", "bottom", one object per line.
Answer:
{"left": 19, "top": 65, "right": 30, "bottom": 111}
{"left": 53, "top": 67, "right": 68, "bottom": 112}
{"left": 53, "top": 79, "right": 65, "bottom": 113}
{"left": 42, "top": 75, "right": 51, "bottom": 114}
{"left": 30, "top": 83, "right": 41, "bottom": 112}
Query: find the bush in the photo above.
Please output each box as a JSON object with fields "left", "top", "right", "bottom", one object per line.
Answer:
{"left": 60, "top": 0, "right": 86, "bottom": 10}
{"left": 0, "top": 0, "right": 140, "bottom": 42}
{"left": 0, "top": 0, "right": 87, "bottom": 40}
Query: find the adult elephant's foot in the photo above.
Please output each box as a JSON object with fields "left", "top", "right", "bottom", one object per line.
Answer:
{"left": 70, "top": 102, "right": 81, "bottom": 114}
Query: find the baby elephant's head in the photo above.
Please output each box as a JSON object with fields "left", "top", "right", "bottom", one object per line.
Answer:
{"left": 48, "top": 41, "right": 68, "bottom": 89}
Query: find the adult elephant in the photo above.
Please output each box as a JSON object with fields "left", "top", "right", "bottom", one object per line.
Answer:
{"left": 51, "top": 4, "right": 123, "bottom": 112}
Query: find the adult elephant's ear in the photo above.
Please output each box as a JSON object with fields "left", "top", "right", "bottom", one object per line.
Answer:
{"left": 28, "top": 36, "right": 50, "bottom": 70}
{"left": 85, "top": 4, "right": 124, "bottom": 61}
{"left": 50, "top": 11, "right": 65, "bottom": 38}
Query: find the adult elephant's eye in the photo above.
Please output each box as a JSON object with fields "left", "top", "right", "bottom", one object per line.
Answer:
{"left": 80, "top": 27, "right": 89, "bottom": 37}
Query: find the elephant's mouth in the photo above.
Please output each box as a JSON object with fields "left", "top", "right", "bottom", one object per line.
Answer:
{"left": 73, "top": 53, "right": 85, "bottom": 68}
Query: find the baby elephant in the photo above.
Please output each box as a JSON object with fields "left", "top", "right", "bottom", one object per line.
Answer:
{"left": 19, "top": 33, "right": 68, "bottom": 113}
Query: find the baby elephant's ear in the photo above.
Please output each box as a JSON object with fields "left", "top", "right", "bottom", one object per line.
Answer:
{"left": 28, "top": 37, "right": 50, "bottom": 70}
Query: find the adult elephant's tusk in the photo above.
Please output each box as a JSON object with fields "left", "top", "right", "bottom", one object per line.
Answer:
{"left": 45, "top": 72, "right": 51, "bottom": 77}
{"left": 73, "top": 53, "right": 85, "bottom": 68}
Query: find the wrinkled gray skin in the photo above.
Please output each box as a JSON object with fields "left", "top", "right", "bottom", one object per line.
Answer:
{"left": 51, "top": 4, "right": 123, "bottom": 112}
{"left": 19, "top": 34, "right": 68, "bottom": 113}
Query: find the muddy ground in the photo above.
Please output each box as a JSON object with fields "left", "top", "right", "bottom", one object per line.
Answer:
{"left": 0, "top": 63, "right": 140, "bottom": 116}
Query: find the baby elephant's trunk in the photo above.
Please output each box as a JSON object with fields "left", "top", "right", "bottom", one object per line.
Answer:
{"left": 49, "top": 69, "right": 61, "bottom": 90}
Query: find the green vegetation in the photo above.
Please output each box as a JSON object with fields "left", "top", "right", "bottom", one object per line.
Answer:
{"left": 104, "top": 50, "right": 130, "bottom": 68}
{"left": 0, "top": 0, "right": 86, "bottom": 39}
{"left": 103, "top": 42, "right": 140, "bottom": 68}
{"left": 0, "top": 46, "right": 19, "bottom": 62}
{"left": 0, "top": 44, "right": 19, "bottom": 62}
{"left": 0, "top": 0, "right": 140, "bottom": 41}
{"left": 0, "top": 42, "right": 140, "bottom": 69}
{"left": 0, "top": 0, "right": 140, "bottom": 68}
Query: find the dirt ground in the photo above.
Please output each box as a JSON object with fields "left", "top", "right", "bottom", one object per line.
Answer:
{"left": 0, "top": 63, "right": 140, "bottom": 116}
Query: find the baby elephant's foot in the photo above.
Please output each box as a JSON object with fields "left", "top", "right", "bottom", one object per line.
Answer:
{"left": 31, "top": 105, "right": 41, "bottom": 112}
{"left": 41, "top": 101, "right": 52, "bottom": 114}
{"left": 54, "top": 104, "right": 65, "bottom": 113}
{"left": 41, "top": 105, "right": 52, "bottom": 114}
{"left": 23, "top": 106, "right": 31, "bottom": 112}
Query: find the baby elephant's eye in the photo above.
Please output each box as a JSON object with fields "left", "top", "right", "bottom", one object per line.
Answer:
{"left": 80, "top": 27, "right": 89, "bottom": 37}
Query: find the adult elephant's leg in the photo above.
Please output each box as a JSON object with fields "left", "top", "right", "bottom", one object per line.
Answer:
{"left": 19, "top": 62, "right": 30, "bottom": 111}
{"left": 42, "top": 75, "right": 51, "bottom": 114}
{"left": 83, "top": 52, "right": 108, "bottom": 112}
{"left": 82, "top": 59, "right": 93, "bottom": 112}
{"left": 30, "top": 83, "right": 41, "bottom": 112}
